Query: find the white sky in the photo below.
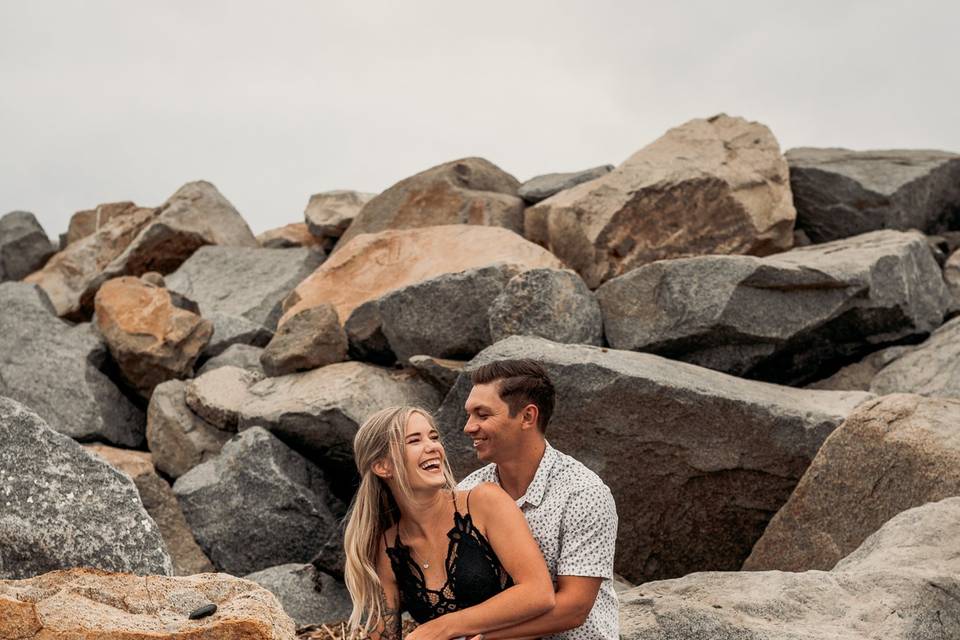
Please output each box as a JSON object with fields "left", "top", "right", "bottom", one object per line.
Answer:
{"left": 2, "top": 1, "right": 958, "bottom": 238}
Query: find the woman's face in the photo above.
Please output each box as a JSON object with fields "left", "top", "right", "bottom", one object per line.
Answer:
{"left": 401, "top": 412, "right": 448, "bottom": 491}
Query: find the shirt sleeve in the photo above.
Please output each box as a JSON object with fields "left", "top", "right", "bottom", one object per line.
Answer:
{"left": 556, "top": 482, "right": 618, "bottom": 579}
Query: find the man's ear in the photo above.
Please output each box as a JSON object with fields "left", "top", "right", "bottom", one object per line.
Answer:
{"left": 519, "top": 403, "right": 540, "bottom": 431}
{"left": 372, "top": 459, "right": 393, "bottom": 479}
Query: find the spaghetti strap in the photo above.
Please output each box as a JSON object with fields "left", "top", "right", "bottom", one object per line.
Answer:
{"left": 466, "top": 489, "right": 473, "bottom": 515}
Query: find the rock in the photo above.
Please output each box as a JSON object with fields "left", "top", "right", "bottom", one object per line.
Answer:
{"left": 237, "top": 362, "right": 441, "bottom": 499}
{"left": 344, "top": 300, "right": 395, "bottom": 365}
{"left": 620, "top": 498, "right": 960, "bottom": 640}
{"left": 744, "top": 394, "right": 960, "bottom": 574}
{"left": 186, "top": 366, "right": 264, "bottom": 430}
{"left": 806, "top": 345, "right": 911, "bottom": 391}
{"left": 0, "top": 568, "right": 295, "bottom": 639}
{"left": 166, "top": 245, "right": 323, "bottom": 332}
{"left": 409, "top": 355, "right": 467, "bottom": 394}
{"left": 146, "top": 380, "right": 231, "bottom": 479}
{"left": 946, "top": 249, "right": 960, "bottom": 313}
{"left": 517, "top": 164, "right": 614, "bottom": 203}
{"left": 379, "top": 264, "right": 520, "bottom": 362}
{"left": 436, "top": 336, "right": 871, "bottom": 583}
{"left": 256, "top": 222, "right": 325, "bottom": 249}
{"left": 260, "top": 303, "right": 347, "bottom": 376}
{"left": 597, "top": 230, "right": 951, "bottom": 385}
{"left": 281, "top": 224, "right": 563, "bottom": 327}
{"left": 64, "top": 201, "right": 142, "bottom": 246}
{"left": 304, "top": 190, "right": 375, "bottom": 248}
{"left": 868, "top": 316, "right": 960, "bottom": 399}
{"left": 95, "top": 276, "right": 213, "bottom": 398}
{"left": 84, "top": 444, "right": 214, "bottom": 576}
{"left": 197, "top": 343, "right": 266, "bottom": 376}
{"left": 309, "top": 532, "right": 346, "bottom": 581}
{"left": 0, "top": 283, "right": 144, "bottom": 446}
{"left": 336, "top": 158, "right": 524, "bottom": 249}
{"left": 787, "top": 147, "right": 960, "bottom": 243}
{"left": 0, "top": 397, "right": 172, "bottom": 578}
{"left": 488, "top": 268, "right": 603, "bottom": 345}
{"left": 244, "top": 563, "right": 352, "bottom": 627}
{"left": 140, "top": 270, "right": 166, "bottom": 287}
{"left": 0, "top": 211, "right": 55, "bottom": 281}
{"left": 526, "top": 114, "right": 796, "bottom": 288}
{"left": 173, "top": 426, "right": 339, "bottom": 576}
{"left": 203, "top": 311, "right": 273, "bottom": 357}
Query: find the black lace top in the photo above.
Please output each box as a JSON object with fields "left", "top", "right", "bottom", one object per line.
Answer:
{"left": 385, "top": 491, "right": 514, "bottom": 623}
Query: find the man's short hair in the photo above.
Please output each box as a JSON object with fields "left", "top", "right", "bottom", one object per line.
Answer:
{"left": 471, "top": 359, "right": 555, "bottom": 433}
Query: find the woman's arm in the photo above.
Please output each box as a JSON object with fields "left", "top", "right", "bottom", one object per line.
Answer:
{"left": 407, "top": 483, "right": 555, "bottom": 640}
{"left": 369, "top": 538, "right": 404, "bottom": 640}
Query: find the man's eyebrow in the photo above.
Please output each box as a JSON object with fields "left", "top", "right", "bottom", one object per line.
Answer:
{"left": 465, "top": 403, "right": 492, "bottom": 412}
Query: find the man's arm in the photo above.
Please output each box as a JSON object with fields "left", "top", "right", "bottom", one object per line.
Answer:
{"left": 481, "top": 575, "right": 602, "bottom": 639}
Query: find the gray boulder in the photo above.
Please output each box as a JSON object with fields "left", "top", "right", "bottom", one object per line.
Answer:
{"left": 203, "top": 311, "right": 273, "bottom": 358}
{"left": 344, "top": 300, "right": 395, "bottom": 365}
{"left": 946, "top": 248, "right": 960, "bottom": 313}
{"left": 517, "top": 164, "right": 613, "bottom": 203}
{"left": 787, "top": 147, "right": 960, "bottom": 243}
{"left": 260, "top": 303, "right": 347, "bottom": 376}
{"left": 869, "top": 316, "right": 960, "bottom": 399}
{"left": 0, "top": 283, "right": 144, "bottom": 446}
{"left": 0, "top": 397, "right": 172, "bottom": 578}
{"left": 173, "top": 426, "right": 339, "bottom": 576}
{"left": 597, "top": 230, "right": 950, "bottom": 385}
{"left": 197, "top": 343, "right": 266, "bottom": 376}
{"left": 0, "top": 211, "right": 55, "bottom": 281}
{"left": 409, "top": 355, "right": 467, "bottom": 394}
{"left": 244, "top": 563, "right": 352, "bottom": 627}
{"left": 186, "top": 366, "right": 264, "bottom": 430}
{"left": 488, "top": 268, "right": 603, "bottom": 345}
{"left": 621, "top": 497, "right": 960, "bottom": 640}
{"left": 436, "top": 336, "right": 871, "bottom": 583}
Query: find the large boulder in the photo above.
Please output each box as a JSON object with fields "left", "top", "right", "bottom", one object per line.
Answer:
{"left": 525, "top": 114, "right": 796, "bottom": 288}
{"left": 0, "top": 283, "right": 143, "bottom": 446}
{"left": 436, "top": 336, "right": 870, "bottom": 583}
{"left": 197, "top": 343, "right": 266, "bottom": 376}
{"left": 0, "top": 397, "right": 172, "bottom": 578}
{"left": 260, "top": 303, "right": 348, "bottom": 376}
{"left": 280, "top": 224, "right": 563, "bottom": 326}
{"left": 0, "top": 211, "right": 55, "bottom": 281}
{"left": 202, "top": 310, "right": 273, "bottom": 357}
{"left": 0, "top": 568, "right": 295, "bottom": 640}
{"left": 744, "top": 394, "right": 960, "bottom": 572}
{"left": 336, "top": 158, "right": 524, "bottom": 249}
{"left": 173, "top": 427, "right": 340, "bottom": 576}
{"left": 95, "top": 276, "right": 213, "bottom": 398}
{"left": 787, "top": 147, "right": 960, "bottom": 243}
{"left": 869, "top": 316, "right": 960, "bottom": 398}
{"left": 620, "top": 497, "right": 960, "bottom": 640}
{"left": 166, "top": 245, "right": 323, "bottom": 331}
{"left": 244, "top": 563, "right": 352, "bottom": 628}
{"left": 946, "top": 249, "right": 960, "bottom": 311}
{"left": 304, "top": 189, "right": 376, "bottom": 249}
{"left": 597, "top": 230, "right": 951, "bottom": 385}
{"left": 63, "top": 201, "right": 143, "bottom": 246}
{"left": 518, "top": 164, "right": 614, "bottom": 204}
{"left": 186, "top": 366, "right": 265, "bottom": 430}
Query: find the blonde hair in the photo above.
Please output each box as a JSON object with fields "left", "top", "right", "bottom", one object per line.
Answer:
{"left": 343, "top": 406, "right": 457, "bottom": 634}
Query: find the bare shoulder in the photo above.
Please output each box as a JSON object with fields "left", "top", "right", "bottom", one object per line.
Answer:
{"left": 463, "top": 482, "right": 517, "bottom": 522}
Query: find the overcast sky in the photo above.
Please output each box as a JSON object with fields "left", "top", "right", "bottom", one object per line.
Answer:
{"left": 2, "top": 1, "right": 958, "bottom": 238}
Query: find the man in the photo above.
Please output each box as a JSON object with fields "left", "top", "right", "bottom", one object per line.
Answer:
{"left": 457, "top": 359, "right": 619, "bottom": 640}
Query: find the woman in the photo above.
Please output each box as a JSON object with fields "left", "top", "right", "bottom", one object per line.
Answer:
{"left": 344, "top": 406, "right": 554, "bottom": 640}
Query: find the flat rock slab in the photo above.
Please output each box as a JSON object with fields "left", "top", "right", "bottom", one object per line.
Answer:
{"left": 787, "top": 147, "right": 960, "bottom": 243}
{"left": 0, "top": 211, "right": 55, "bottom": 281}
{"left": 186, "top": 365, "right": 265, "bottom": 430}
{"left": 244, "top": 563, "right": 352, "bottom": 628}
{"left": 518, "top": 164, "right": 614, "bottom": 203}
{"left": 0, "top": 283, "right": 144, "bottom": 446}
{"left": 0, "top": 568, "right": 294, "bottom": 639}
{"left": 436, "top": 336, "right": 871, "bottom": 583}
{"left": 597, "top": 229, "right": 951, "bottom": 385}
{"left": 869, "top": 316, "right": 960, "bottom": 399}
{"left": 0, "top": 397, "right": 172, "bottom": 578}
{"left": 197, "top": 343, "right": 266, "bottom": 376}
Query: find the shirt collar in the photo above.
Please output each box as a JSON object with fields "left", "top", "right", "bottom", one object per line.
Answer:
{"left": 497, "top": 441, "right": 558, "bottom": 508}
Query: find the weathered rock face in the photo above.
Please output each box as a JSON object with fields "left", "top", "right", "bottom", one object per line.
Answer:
{"left": 260, "top": 303, "right": 348, "bottom": 376}
{"left": 744, "top": 394, "right": 960, "bottom": 573}
{"left": 0, "top": 211, "right": 55, "bottom": 281}
{"left": 173, "top": 427, "right": 339, "bottom": 576}
{"left": 436, "top": 336, "right": 871, "bottom": 583}
{"left": 0, "top": 568, "right": 295, "bottom": 640}
{"left": 597, "top": 230, "right": 950, "bottom": 385}
{"left": 344, "top": 299, "right": 396, "bottom": 365}
{"left": 256, "top": 222, "right": 325, "bottom": 249}
{"left": 868, "top": 316, "right": 960, "bottom": 399}
{"left": 305, "top": 189, "right": 376, "bottom": 248}
{"left": 944, "top": 249, "right": 960, "bottom": 313}
{"left": 336, "top": 158, "right": 524, "bottom": 249}
{"left": 95, "top": 276, "right": 213, "bottom": 398}
{"left": 166, "top": 245, "right": 323, "bottom": 332}
{"left": 409, "top": 355, "right": 467, "bottom": 394}
{"left": 621, "top": 497, "right": 960, "bottom": 640}
{"left": 280, "top": 224, "right": 563, "bottom": 326}
{"left": 0, "top": 283, "right": 144, "bottom": 446}
{"left": 186, "top": 366, "right": 265, "bottom": 430}
{"left": 197, "top": 343, "right": 266, "bottom": 376}
{"left": 146, "top": 379, "right": 232, "bottom": 479}
{"left": 488, "top": 268, "right": 603, "bottom": 345}
{"left": 0, "top": 397, "right": 172, "bottom": 578}
{"left": 203, "top": 310, "right": 274, "bottom": 357}
{"left": 244, "top": 563, "right": 352, "bottom": 628}
{"left": 64, "top": 201, "right": 142, "bottom": 246}
{"left": 787, "top": 147, "right": 960, "bottom": 243}
{"left": 518, "top": 165, "right": 614, "bottom": 204}
{"left": 526, "top": 114, "right": 796, "bottom": 288}
{"left": 84, "top": 444, "right": 214, "bottom": 576}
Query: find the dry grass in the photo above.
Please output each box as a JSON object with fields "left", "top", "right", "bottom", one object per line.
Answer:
{"left": 297, "top": 619, "right": 419, "bottom": 639}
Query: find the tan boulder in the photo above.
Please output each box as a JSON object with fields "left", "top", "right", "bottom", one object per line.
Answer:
{"left": 335, "top": 158, "right": 524, "bottom": 249}
{"left": 0, "top": 568, "right": 295, "bottom": 639}
{"left": 186, "top": 366, "right": 264, "bottom": 430}
{"left": 744, "top": 394, "right": 960, "bottom": 572}
{"left": 526, "top": 114, "right": 796, "bottom": 288}
{"left": 280, "top": 225, "right": 563, "bottom": 326}
{"left": 260, "top": 303, "right": 347, "bottom": 376}
{"left": 256, "top": 222, "right": 324, "bottom": 249}
{"left": 95, "top": 276, "right": 213, "bottom": 398}
{"left": 84, "top": 444, "right": 214, "bottom": 576}
{"left": 65, "top": 201, "right": 144, "bottom": 246}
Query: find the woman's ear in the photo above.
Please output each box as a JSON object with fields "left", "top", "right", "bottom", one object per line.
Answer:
{"left": 372, "top": 459, "right": 393, "bottom": 479}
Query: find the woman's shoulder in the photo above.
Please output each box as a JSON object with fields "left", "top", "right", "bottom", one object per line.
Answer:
{"left": 457, "top": 482, "right": 512, "bottom": 515}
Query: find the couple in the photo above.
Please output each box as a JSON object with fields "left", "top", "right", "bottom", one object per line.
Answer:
{"left": 343, "top": 359, "right": 618, "bottom": 640}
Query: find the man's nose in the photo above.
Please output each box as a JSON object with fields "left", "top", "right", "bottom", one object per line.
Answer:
{"left": 463, "top": 417, "right": 478, "bottom": 434}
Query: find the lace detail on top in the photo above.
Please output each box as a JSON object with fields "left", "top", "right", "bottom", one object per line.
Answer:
{"left": 385, "top": 493, "right": 513, "bottom": 624}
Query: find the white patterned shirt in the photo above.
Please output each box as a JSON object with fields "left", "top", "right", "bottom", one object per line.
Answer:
{"left": 458, "top": 442, "right": 619, "bottom": 640}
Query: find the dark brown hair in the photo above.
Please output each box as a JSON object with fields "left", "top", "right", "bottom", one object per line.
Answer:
{"left": 471, "top": 359, "right": 555, "bottom": 433}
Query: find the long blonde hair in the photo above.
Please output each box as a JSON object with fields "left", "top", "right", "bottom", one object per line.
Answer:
{"left": 343, "top": 406, "right": 457, "bottom": 634}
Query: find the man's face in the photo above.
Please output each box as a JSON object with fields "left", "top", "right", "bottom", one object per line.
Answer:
{"left": 463, "top": 382, "right": 522, "bottom": 463}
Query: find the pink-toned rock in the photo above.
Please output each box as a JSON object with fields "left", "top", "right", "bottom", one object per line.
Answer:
{"left": 65, "top": 201, "right": 144, "bottom": 246}
{"left": 256, "top": 222, "right": 324, "bottom": 249}
{"left": 279, "top": 225, "right": 564, "bottom": 326}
